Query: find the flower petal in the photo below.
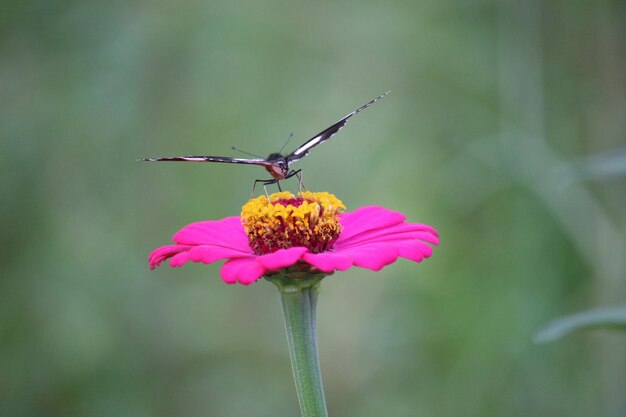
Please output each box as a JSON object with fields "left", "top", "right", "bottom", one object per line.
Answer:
{"left": 256, "top": 247, "right": 308, "bottom": 270}
{"left": 337, "top": 222, "right": 439, "bottom": 249}
{"left": 339, "top": 244, "right": 400, "bottom": 271}
{"left": 338, "top": 206, "right": 406, "bottom": 241}
{"left": 305, "top": 245, "right": 399, "bottom": 271}
{"left": 302, "top": 251, "right": 354, "bottom": 272}
{"left": 169, "top": 245, "right": 252, "bottom": 267}
{"left": 396, "top": 240, "right": 434, "bottom": 262}
{"left": 304, "top": 238, "right": 435, "bottom": 273}
{"left": 149, "top": 245, "right": 192, "bottom": 269}
{"left": 172, "top": 216, "right": 248, "bottom": 249}
{"left": 220, "top": 257, "right": 266, "bottom": 285}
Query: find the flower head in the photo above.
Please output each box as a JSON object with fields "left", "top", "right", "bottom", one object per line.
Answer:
{"left": 242, "top": 191, "right": 344, "bottom": 255}
{"left": 149, "top": 191, "right": 439, "bottom": 285}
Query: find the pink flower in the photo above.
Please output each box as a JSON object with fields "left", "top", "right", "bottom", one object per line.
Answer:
{"left": 149, "top": 192, "right": 439, "bottom": 285}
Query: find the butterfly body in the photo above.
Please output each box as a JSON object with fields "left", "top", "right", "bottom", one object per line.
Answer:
{"left": 140, "top": 91, "right": 390, "bottom": 186}
{"left": 264, "top": 153, "right": 289, "bottom": 180}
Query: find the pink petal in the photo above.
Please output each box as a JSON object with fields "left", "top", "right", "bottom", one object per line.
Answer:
{"left": 169, "top": 245, "right": 252, "bottom": 268}
{"left": 302, "top": 252, "right": 354, "bottom": 273}
{"left": 396, "top": 240, "right": 434, "bottom": 262}
{"left": 256, "top": 247, "right": 308, "bottom": 270}
{"left": 338, "top": 206, "right": 406, "bottom": 241}
{"left": 220, "top": 257, "right": 266, "bottom": 285}
{"left": 149, "top": 245, "right": 192, "bottom": 269}
{"left": 303, "top": 238, "right": 435, "bottom": 273}
{"left": 338, "top": 244, "right": 400, "bottom": 271}
{"left": 172, "top": 216, "right": 248, "bottom": 250}
{"left": 337, "top": 223, "right": 439, "bottom": 249}
{"left": 306, "top": 245, "right": 398, "bottom": 272}
{"left": 411, "top": 223, "right": 439, "bottom": 237}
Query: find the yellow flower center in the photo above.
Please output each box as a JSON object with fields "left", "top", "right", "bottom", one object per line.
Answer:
{"left": 241, "top": 191, "right": 345, "bottom": 255}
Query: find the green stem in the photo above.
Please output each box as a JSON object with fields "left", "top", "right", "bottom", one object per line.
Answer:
{"left": 267, "top": 274, "right": 328, "bottom": 417}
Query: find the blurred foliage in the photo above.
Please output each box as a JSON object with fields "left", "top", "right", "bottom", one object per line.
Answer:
{"left": 1, "top": 0, "right": 625, "bottom": 416}
{"left": 536, "top": 307, "right": 626, "bottom": 343}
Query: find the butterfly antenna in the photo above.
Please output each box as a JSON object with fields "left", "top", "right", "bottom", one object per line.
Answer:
{"left": 231, "top": 146, "right": 263, "bottom": 159}
{"left": 279, "top": 133, "right": 294, "bottom": 154}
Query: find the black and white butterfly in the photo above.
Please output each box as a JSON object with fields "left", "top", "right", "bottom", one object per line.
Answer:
{"left": 140, "top": 91, "right": 389, "bottom": 192}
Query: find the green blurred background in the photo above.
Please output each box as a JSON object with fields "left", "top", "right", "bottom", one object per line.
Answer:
{"left": 1, "top": 0, "right": 625, "bottom": 415}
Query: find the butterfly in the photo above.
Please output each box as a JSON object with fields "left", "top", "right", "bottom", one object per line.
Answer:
{"left": 139, "top": 91, "right": 390, "bottom": 192}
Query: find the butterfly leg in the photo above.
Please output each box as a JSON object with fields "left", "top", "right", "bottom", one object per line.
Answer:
{"left": 251, "top": 179, "right": 265, "bottom": 199}
{"left": 296, "top": 170, "right": 306, "bottom": 193}
{"left": 251, "top": 178, "right": 279, "bottom": 200}
{"left": 285, "top": 169, "right": 305, "bottom": 193}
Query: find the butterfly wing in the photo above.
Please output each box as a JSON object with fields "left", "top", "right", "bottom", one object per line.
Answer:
{"left": 286, "top": 91, "right": 390, "bottom": 163}
{"left": 139, "top": 155, "right": 271, "bottom": 168}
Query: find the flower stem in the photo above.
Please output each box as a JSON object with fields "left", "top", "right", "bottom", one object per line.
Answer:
{"left": 267, "top": 274, "right": 328, "bottom": 417}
